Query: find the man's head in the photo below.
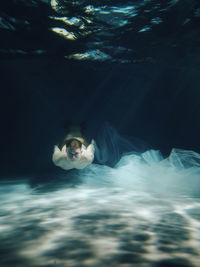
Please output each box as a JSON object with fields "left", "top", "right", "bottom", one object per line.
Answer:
{"left": 66, "top": 139, "right": 82, "bottom": 160}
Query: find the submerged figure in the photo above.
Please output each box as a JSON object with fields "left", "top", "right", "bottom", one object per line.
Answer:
{"left": 52, "top": 123, "right": 95, "bottom": 170}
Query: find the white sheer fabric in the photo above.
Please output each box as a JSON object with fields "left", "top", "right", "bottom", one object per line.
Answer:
{"left": 80, "top": 123, "right": 200, "bottom": 197}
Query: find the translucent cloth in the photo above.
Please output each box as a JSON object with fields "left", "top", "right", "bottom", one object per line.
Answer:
{"left": 80, "top": 123, "right": 200, "bottom": 197}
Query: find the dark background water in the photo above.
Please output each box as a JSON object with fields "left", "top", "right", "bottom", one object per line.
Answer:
{"left": 1, "top": 3, "right": 200, "bottom": 267}
{"left": 1, "top": 0, "right": 200, "bottom": 176}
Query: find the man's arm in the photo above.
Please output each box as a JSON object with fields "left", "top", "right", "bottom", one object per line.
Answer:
{"left": 52, "top": 145, "right": 68, "bottom": 165}
{"left": 82, "top": 140, "right": 95, "bottom": 163}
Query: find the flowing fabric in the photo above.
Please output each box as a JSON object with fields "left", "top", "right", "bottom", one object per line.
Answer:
{"left": 94, "top": 122, "right": 150, "bottom": 167}
{"left": 78, "top": 123, "right": 200, "bottom": 197}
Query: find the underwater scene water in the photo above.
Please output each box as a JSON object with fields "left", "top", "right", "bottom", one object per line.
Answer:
{"left": 1, "top": 0, "right": 200, "bottom": 266}
{"left": 1, "top": 0, "right": 200, "bottom": 63}
{"left": 1, "top": 153, "right": 200, "bottom": 267}
{"left": 1, "top": 130, "right": 200, "bottom": 266}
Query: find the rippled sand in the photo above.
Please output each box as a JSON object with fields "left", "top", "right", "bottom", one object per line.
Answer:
{"left": 0, "top": 168, "right": 200, "bottom": 267}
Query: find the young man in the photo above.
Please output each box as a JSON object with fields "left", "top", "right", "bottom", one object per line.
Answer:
{"left": 52, "top": 123, "right": 95, "bottom": 170}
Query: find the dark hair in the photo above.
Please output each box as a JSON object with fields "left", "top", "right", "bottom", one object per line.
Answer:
{"left": 65, "top": 138, "right": 82, "bottom": 148}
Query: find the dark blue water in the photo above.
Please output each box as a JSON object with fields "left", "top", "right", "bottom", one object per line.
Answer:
{"left": 1, "top": 0, "right": 200, "bottom": 62}
{"left": 1, "top": 1, "right": 200, "bottom": 266}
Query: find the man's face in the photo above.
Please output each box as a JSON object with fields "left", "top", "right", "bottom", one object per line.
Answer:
{"left": 66, "top": 140, "right": 82, "bottom": 161}
{"left": 68, "top": 147, "right": 81, "bottom": 160}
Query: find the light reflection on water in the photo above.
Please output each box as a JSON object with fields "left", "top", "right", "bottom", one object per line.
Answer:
{"left": 0, "top": 170, "right": 200, "bottom": 267}
{"left": 1, "top": 0, "right": 199, "bottom": 62}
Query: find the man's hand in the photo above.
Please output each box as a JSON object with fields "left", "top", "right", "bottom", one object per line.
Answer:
{"left": 91, "top": 139, "right": 96, "bottom": 146}
{"left": 54, "top": 145, "right": 60, "bottom": 153}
